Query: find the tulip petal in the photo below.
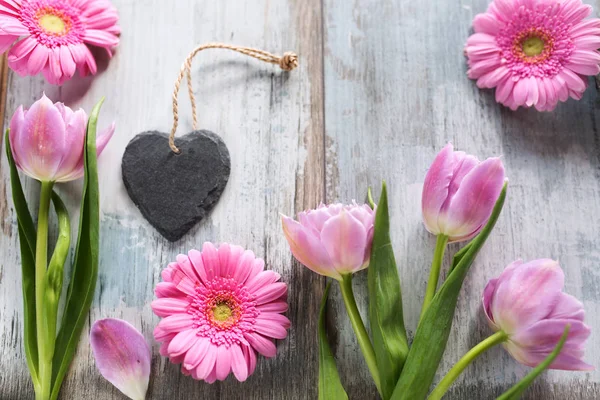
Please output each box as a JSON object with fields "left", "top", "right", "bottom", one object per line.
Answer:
{"left": 439, "top": 152, "right": 479, "bottom": 213}
{"left": 90, "top": 319, "right": 151, "bottom": 400}
{"left": 55, "top": 120, "right": 115, "bottom": 182}
{"left": 482, "top": 277, "right": 499, "bottom": 327}
{"left": 492, "top": 259, "right": 564, "bottom": 335}
{"left": 18, "top": 94, "right": 66, "bottom": 181}
{"left": 422, "top": 144, "right": 456, "bottom": 235}
{"left": 52, "top": 107, "right": 86, "bottom": 181}
{"left": 320, "top": 210, "right": 368, "bottom": 275}
{"left": 548, "top": 292, "right": 585, "bottom": 321}
{"left": 281, "top": 216, "right": 338, "bottom": 279}
{"left": 441, "top": 157, "right": 505, "bottom": 241}
{"left": 483, "top": 260, "right": 522, "bottom": 327}
{"left": 9, "top": 105, "right": 27, "bottom": 172}
{"left": 298, "top": 206, "right": 333, "bottom": 232}
{"left": 509, "top": 319, "right": 593, "bottom": 371}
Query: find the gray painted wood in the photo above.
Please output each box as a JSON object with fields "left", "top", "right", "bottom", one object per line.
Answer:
{"left": 0, "top": 0, "right": 599, "bottom": 399}
{"left": 323, "top": 0, "right": 600, "bottom": 399}
{"left": 0, "top": 0, "right": 324, "bottom": 399}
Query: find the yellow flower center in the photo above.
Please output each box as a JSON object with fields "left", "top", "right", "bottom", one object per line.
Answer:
{"left": 212, "top": 303, "right": 233, "bottom": 322}
{"left": 522, "top": 36, "right": 545, "bottom": 57}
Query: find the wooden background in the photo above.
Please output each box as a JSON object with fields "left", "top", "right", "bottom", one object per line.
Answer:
{"left": 1, "top": 0, "right": 599, "bottom": 398}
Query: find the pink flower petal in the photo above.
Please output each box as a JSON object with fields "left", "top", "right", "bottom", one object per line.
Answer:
{"left": 84, "top": 28, "right": 120, "bottom": 48}
{"left": 282, "top": 216, "right": 338, "bottom": 279}
{"left": 320, "top": 210, "right": 368, "bottom": 275}
{"left": 472, "top": 12, "right": 501, "bottom": 34}
{"left": 245, "top": 333, "right": 277, "bottom": 358}
{"left": 257, "top": 301, "right": 289, "bottom": 313}
{"left": 230, "top": 344, "right": 249, "bottom": 382}
{"left": 243, "top": 345, "right": 257, "bottom": 376}
{"left": 90, "top": 319, "right": 151, "bottom": 400}
{"left": 252, "top": 282, "right": 288, "bottom": 306}
{"left": 254, "top": 319, "right": 288, "bottom": 339}
{"left": 59, "top": 45, "right": 77, "bottom": 78}
{"left": 215, "top": 345, "right": 232, "bottom": 381}
{"left": 441, "top": 157, "right": 505, "bottom": 241}
{"left": 422, "top": 144, "right": 456, "bottom": 234}
{"left": 195, "top": 344, "right": 218, "bottom": 380}
{"left": 547, "top": 292, "right": 586, "bottom": 321}
{"left": 201, "top": 242, "right": 219, "bottom": 280}
{"left": 492, "top": 259, "right": 564, "bottom": 335}
{"left": 167, "top": 329, "right": 199, "bottom": 356}
{"left": 510, "top": 319, "right": 593, "bottom": 370}
{"left": 232, "top": 249, "right": 256, "bottom": 284}
{"left": 151, "top": 297, "right": 190, "bottom": 318}
{"left": 183, "top": 338, "right": 210, "bottom": 370}
{"left": 188, "top": 249, "right": 208, "bottom": 284}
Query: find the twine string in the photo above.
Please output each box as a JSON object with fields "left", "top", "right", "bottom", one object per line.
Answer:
{"left": 170, "top": 42, "right": 299, "bottom": 153}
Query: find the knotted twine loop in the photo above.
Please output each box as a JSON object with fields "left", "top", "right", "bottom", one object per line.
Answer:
{"left": 169, "top": 43, "right": 299, "bottom": 153}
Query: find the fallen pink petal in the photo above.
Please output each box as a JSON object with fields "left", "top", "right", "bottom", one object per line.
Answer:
{"left": 90, "top": 318, "right": 151, "bottom": 400}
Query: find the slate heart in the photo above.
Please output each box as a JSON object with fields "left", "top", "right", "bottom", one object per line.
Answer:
{"left": 122, "top": 130, "right": 231, "bottom": 242}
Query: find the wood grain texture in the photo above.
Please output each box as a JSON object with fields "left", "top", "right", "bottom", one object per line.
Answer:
{"left": 322, "top": 0, "right": 600, "bottom": 399}
{"left": 0, "top": 0, "right": 324, "bottom": 399}
{"left": 1, "top": 0, "right": 599, "bottom": 399}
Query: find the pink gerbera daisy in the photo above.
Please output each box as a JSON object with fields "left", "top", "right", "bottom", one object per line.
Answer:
{"left": 0, "top": 0, "right": 120, "bottom": 84}
{"left": 151, "top": 243, "right": 290, "bottom": 383}
{"left": 465, "top": 0, "right": 600, "bottom": 111}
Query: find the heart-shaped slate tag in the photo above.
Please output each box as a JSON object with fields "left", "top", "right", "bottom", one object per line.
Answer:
{"left": 122, "top": 130, "right": 231, "bottom": 242}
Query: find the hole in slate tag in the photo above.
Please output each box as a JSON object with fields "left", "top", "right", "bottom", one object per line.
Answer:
{"left": 122, "top": 130, "right": 231, "bottom": 241}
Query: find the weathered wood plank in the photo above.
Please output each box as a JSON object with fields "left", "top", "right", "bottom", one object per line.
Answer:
{"left": 322, "top": 0, "right": 600, "bottom": 399}
{"left": 0, "top": 0, "right": 324, "bottom": 398}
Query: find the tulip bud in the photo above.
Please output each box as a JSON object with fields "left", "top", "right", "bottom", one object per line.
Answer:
{"left": 422, "top": 143, "right": 505, "bottom": 242}
{"left": 483, "top": 259, "right": 593, "bottom": 371}
{"left": 9, "top": 93, "right": 115, "bottom": 183}
{"left": 282, "top": 203, "right": 375, "bottom": 280}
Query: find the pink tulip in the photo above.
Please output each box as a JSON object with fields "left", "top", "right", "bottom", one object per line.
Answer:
{"left": 281, "top": 203, "right": 375, "bottom": 280}
{"left": 483, "top": 259, "right": 593, "bottom": 371}
{"left": 9, "top": 94, "right": 115, "bottom": 182}
{"left": 422, "top": 143, "right": 505, "bottom": 242}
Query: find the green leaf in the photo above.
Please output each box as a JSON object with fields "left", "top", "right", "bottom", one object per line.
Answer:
{"left": 497, "top": 326, "right": 570, "bottom": 400}
{"left": 319, "top": 282, "right": 348, "bottom": 400}
{"left": 43, "top": 192, "right": 70, "bottom": 362}
{"left": 5, "top": 129, "right": 39, "bottom": 386}
{"left": 448, "top": 241, "right": 472, "bottom": 274}
{"left": 391, "top": 183, "right": 508, "bottom": 400}
{"left": 367, "top": 187, "right": 376, "bottom": 209}
{"left": 368, "top": 182, "right": 409, "bottom": 399}
{"left": 50, "top": 98, "right": 104, "bottom": 400}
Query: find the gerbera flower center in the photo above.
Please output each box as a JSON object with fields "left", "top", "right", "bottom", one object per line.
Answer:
{"left": 521, "top": 36, "right": 545, "bottom": 57}
{"left": 189, "top": 276, "right": 259, "bottom": 346}
{"left": 19, "top": 0, "right": 85, "bottom": 47}
{"left": 212, "top": 303, "right": 233, "bottom": 321}
{"left": 512, "top": 28, "right": 555, "bottom": 64}
{"left": 37, "top": 10, "right": 69, "bottom": 36}
{"left": 207, "top": 296, "right": 241, "bottom": 329}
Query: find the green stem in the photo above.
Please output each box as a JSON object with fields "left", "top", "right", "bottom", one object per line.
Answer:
{"left": 427, "top": 330, "right": 508, "bottom": 400}
{"left": 339, "top": 274, "right": 382, "bottom": 397}
{"left": 419, "top": 234, "right": 449, "bottom": 323}
{"left": 35, "top": 181, "right": 54, "bottom": 400}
